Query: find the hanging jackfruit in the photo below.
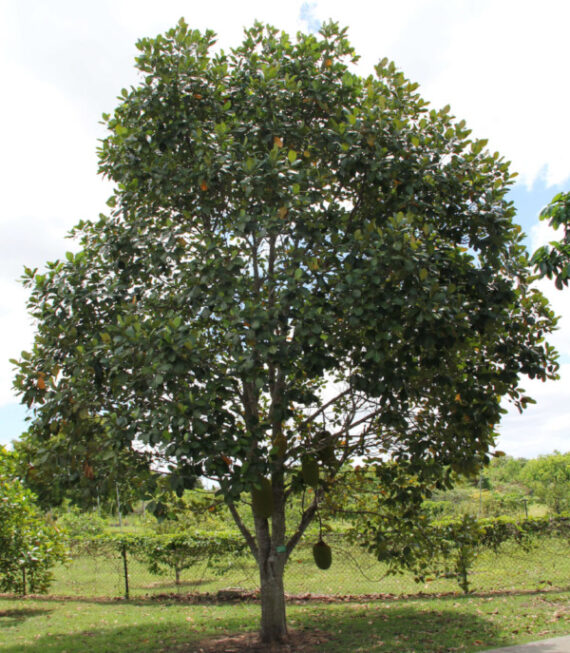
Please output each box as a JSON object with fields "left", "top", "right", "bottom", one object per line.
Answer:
{"left": 315, "top": 430, "right": 336, "bottom": 466}
{"left": 301, "top": 455, "right": 319, "bottom": 487}
{"left": 313, "top": 539, "right": 332, "bottom": 570}
{"left": 251, "top": 477, "right": 273, "bottom": 519}
{"left": 318, "top": 442, "right": 336, "bottom": 466}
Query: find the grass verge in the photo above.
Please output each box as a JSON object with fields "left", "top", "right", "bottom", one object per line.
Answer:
{"left": 1, "top": 587, "right": 568, "bottom": 652}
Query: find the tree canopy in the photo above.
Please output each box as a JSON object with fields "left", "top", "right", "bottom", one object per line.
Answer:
{"left": 12, "top": 424, "right": 157, "bottom": 513}
{"left": 532, "top": 191, "right": 570, "bottom": 289}
{"left": 12, "top": 20, "right": 559, "bottom": 643}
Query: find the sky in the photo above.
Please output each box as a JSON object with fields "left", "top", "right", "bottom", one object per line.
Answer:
{"left": 1, "top": 0, "right": 569, "bottom": 458}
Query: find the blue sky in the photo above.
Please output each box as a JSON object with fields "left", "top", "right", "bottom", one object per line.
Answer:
{"left": 509, "top": 177, "right": 569, "bottom": 246}
{"left": 1, "top": 0, "right": 569, "bottom": 457}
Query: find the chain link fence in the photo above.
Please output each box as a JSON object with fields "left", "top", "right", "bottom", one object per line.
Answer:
{"left": 47, "top": 534, "right": 569, "bottom": 600}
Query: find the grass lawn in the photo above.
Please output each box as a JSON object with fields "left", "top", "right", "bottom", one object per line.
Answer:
{"left": 2, "top": 536, "right": 567, "bottom": 651}
{"left": 0, "top": 588, "right": 568, "bottom": 652}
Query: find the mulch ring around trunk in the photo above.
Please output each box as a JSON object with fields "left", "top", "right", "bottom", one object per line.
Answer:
{"left": 193, "top": 628, "right": 331, "bottom": 652}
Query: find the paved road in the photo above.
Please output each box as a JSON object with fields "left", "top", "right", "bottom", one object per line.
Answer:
{"left": 482, "top": 635, "right": 570, "bottom": 652}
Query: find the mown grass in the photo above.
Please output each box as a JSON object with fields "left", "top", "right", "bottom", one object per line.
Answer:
{"left": 1, "top": 588, "right": 568, "bottom": 652}
{"left": 48, "top": 536, "right": 569, "bottom": 599}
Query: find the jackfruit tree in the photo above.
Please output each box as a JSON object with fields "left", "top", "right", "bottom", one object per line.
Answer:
{"left": 13, "top": 20, "right": 559, "bottom": 643}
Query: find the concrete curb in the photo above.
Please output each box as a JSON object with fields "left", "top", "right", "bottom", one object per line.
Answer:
{"left": 481, "top": 635, "right": 570, "bottom": 652}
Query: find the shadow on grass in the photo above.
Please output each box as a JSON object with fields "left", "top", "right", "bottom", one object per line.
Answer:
{"left": 0, "top": 602, "right": 511, "bottom": 653}
{"left": 0, "top": 608, "right": 53, "bottom": 628}
{"left": 307, "top": 604, "right": 511, "bottom": 652}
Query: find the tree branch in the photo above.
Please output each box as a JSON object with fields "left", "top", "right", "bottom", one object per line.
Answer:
{"left": 227, "top": 500, "right": 258, "bottom": 561}
{"left": 301, "top": 388, "right": 352, "bottom": 427}
{"left": 285, "top": 496, "right": 320, "bottom": 559}
{"left": 333, "top": 406, "right": 384, "bottom": 439}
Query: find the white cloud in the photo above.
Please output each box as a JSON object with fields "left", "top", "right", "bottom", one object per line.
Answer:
{"left": 308, "top": 0, "right": 570, "bottom": 187}
{"left": 399, "top": 1, "right": 570, "bottom": 187}
{"left": 496, "top": 363, "right": 570, "bottom": 458}
{"left": 530, "top": 219, "right": 561, "bottom": 252}
{"left": 108, "top": 0, "right": 311, "bottom": 52}
{"left": 0, "top": 64, "right": 111, "bottom": 226}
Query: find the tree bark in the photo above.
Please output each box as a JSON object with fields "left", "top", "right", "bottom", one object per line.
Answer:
{"left": 254, "top": 470, "right": 289, "bottom": 644}
{"left": 259, "top": 557, "right": 287, "bottom": 643}
{"left": 227, "top": 499, "right": 289, "bottom": 643}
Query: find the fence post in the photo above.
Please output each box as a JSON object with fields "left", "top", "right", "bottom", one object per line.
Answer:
{"left": 121, "top": 542, "right": 130, "bottom": 600}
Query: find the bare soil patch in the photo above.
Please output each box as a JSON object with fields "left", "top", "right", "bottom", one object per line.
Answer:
{"left": 194, "top": 628, "right": 331, "bottom": 652}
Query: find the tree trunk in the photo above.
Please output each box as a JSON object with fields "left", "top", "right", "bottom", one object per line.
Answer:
{"left": 255, "top": 470, "right": 288, "bottom": 644}
{"left": 259, "top": 557, "right": 287, "bottom": 643}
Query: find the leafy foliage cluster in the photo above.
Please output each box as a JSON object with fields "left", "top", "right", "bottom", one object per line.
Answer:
{"left": 68, "top": 530, "right": 248, "bottom": 587}
{"left": 56, "top": 504, "right": 107, "bottom": 538}
{"left": 519, "top": 451, "right": 570, "bottom": 514}
{"left": 350, "top": 513, "right": 569, "bottom": 594}
{"left": 11, "top": 422, "right": 158, "bottom": 514}
{"left": 531, "top": 191, "right": 570, "bottom": 289}
{"left": 0, "top": 447, "right": 66, "bottom": 595}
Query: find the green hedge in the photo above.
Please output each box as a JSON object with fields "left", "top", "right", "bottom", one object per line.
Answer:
{"left": 358, "top": 513, "right": 569, "bottom": 594}
{"left": 66, "top": 531, "right": 249, "bottom": 598}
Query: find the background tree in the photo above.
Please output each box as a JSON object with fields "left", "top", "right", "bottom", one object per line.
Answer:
{"left": 520, "top": 451, "right": 570, "bottom": 514}
{"left": 486, "top": 455, "right": 529, "bottom": 487}
{"left": 13, "top": 21, "right": 559, "bottom": 643}
{"left": 0, "top": 446, "right": 66, "bottom": 594}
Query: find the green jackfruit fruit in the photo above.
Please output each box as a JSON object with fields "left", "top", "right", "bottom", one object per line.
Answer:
{"left": 314, "top": 430, "right": 336, "bottom": 466}
{"left": 302, "top": 456, "right": 319, "bottom": 487}
{"left": 318, "top": 443, "right": 336, "bottom": 466}
{"left": 251, "top": 477, "right": 273, "bottom": 519}
{"left": 272, "top": 433, "right": 287, "bottom": 458}
{"left": 313, "top": 539, "right": 332, "bottom": 570}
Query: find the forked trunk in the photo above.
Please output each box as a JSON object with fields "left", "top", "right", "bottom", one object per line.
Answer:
{"left": 227, "top": 469, "right": 320, "bottom": 646}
